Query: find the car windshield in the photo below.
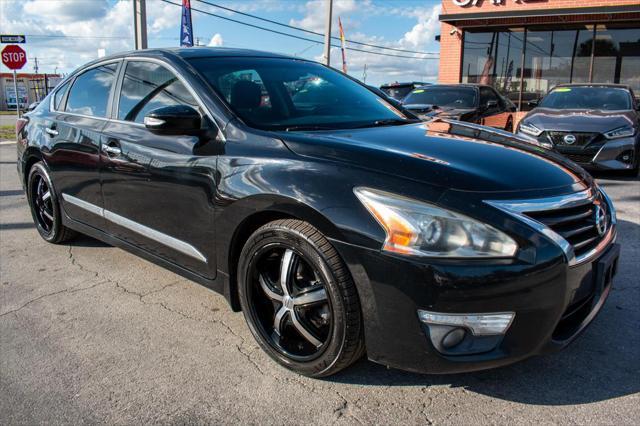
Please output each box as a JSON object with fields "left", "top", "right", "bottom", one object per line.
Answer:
{"left": 381, "top": 85, "right": 414, "bottom": 100}
{"left": 403, "top": 87, "right": 477, "bottom": 108}
{"left": 539, "top": 87, "right": 632, "bottom": 110}
{"left": 188, "top": 57, "right": 410, "bottom": 131}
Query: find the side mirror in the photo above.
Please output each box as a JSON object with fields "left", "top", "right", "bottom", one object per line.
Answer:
{"left": 527, "top": 99, "right": 540, "bottom": 107}
{"left": 26, "top": 101, "right": 40, "bottom": 112}
{"left": 486, "top": 100, "right": 498, "bottom": 109}
{"left": 144, "top": 105, "right": 201, "bottom": 135}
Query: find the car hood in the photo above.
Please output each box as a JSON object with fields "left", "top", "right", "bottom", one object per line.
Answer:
{"left": 403, "top": 104, "right": 473, "bottom": 117}
{"left": 522, "top": 108, "right": 636, "bottom": 133}
{"left": 279, "top": 120, "right": 592, "bottom": 193}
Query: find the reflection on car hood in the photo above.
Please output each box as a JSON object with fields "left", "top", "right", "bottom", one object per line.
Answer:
{"left": 279, "top": 119, "right": 592, "bottom": 193}
{"left": 522, "top": 108, "right": 636, "bottom": 132}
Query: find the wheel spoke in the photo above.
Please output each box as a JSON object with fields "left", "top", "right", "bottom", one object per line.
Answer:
{"left": 42, "top": 190, "right": 51, "bottom": 202}
{"left": 42, "top": 209, "right": 53, "bottom": 222}
{"left": 279, "top": 249, "right": 298, "bottom": 297}
{"left": 293, "top": 287, "right": 327, "bottom": 306}
{"left": 290, "top": 311, "right": 323, "bottom": 348}
{"left": 273, "top": 306, "right": 288, "bottom": 336}
{"left": 258, "top": 274, "right": 283, "bottom": 302}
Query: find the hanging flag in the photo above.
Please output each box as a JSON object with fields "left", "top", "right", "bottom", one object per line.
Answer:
{"left": 338, "top": 17, "right": 347, "bottom": 74}
{"left": 181, "top": 0, "right": 194, "bottom": 47}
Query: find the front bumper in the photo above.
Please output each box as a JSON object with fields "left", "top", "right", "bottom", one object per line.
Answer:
{"left": 332, "top": 239, "right": 619, "bottom": 374}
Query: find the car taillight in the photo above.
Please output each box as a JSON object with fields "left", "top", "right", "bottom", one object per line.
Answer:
{"left": 16, "top": 117, "right": 28, "bottom": 138}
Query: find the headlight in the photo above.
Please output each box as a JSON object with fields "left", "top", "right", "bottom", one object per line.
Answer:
{"left": 604, "top": 125, "right": 635, "bottom": 140}
{"left": 354, "top": 187, "right": 518, "bottom": 258}
{"left": 518, "top": 122, "right": 543, "bottom": 137}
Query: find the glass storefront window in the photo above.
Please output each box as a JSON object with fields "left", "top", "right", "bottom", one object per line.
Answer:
{"left": 522, "top": 26, "right": 593, "bottom": 109}
{"left": 461, "top": 24, "right": 639, "bottom": 111}
{"left": 462, "top": 29, "right": 524, "bottom": 107}
{"left": 593, "top": 25, "right": 640, "bottom": 91}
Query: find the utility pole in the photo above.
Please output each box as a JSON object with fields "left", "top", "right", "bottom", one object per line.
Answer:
{"left": 323, "top": 0, "right": 333, "bottom": 66}
{"left": 133, "top": 0, "right": 148, "bottom": 50}
{"left": 362, "top": 64, "right": 367, "bottom": 83}
{"left": 33, "top": 57, "right": 39, "bottom": 74}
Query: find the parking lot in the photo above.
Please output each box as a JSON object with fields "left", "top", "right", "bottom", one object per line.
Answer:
{"left": 0, "top": 141, "right": 638, "bottom": 424}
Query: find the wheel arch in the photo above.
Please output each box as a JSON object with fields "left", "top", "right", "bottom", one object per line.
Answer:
{"left": 222, "top": 195, "right": 348, "bottom": 312}
{"left": 22, "top": 148, "right": 44, "bottom": 186}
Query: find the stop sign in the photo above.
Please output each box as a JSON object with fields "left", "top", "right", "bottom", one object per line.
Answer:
{"left": 2, "top": 45, "right": 27, "bottom": 70}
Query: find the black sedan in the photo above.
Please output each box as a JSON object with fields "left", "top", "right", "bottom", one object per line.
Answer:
{"left": 17, "top": 48, "right": 619, "bottom": 377}
{"left": 517, "top": 84, "right": 640, "bottom": 175}
{"left": 402, "top": 84, "right": 517, "bottom": 131}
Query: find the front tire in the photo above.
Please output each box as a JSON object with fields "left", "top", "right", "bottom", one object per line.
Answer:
{"left": 238, "top": 219, "right": 364, "bottom": 377}
{"left": 27, "top": 162, "right": 77, "bottom": 243}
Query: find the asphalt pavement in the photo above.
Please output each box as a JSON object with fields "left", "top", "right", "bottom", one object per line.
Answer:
{"left": 1, "top": 142, "right": 639, "bottom": 424}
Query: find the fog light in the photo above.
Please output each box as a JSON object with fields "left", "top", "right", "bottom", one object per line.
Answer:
{"left": 616, "top": 150, "right": 634, "bottom": 164}
{"left": 441, "top": 327, "right": 466, "bottom": 348}
{"left": 417, "top": 310, "right": 515, "bottom": 335}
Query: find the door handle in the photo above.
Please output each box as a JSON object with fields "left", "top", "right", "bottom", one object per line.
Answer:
{"left": 45, "top": 127, "right": 58, "bottom": 137}
{"left": 101, "top": 144, "right": 122, "bottom": 156}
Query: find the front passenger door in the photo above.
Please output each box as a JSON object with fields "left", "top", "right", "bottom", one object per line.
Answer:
{"left": 479, "top": 87, "right": 511, "bottom": 130}
{"left": 100, "top": 60, "right": 218, "bottom": 279}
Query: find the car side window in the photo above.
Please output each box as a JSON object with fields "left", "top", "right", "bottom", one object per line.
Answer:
{"left": 53, "top": 80, "right": 70, "bottom": 111}
{"left": 117, "top": 61, "right": 200, "bottom": 123}
{"left": 65, "top": 63, "right": 118, "bottom": 117}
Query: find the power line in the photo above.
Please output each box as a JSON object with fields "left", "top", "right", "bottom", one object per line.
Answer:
{"left": 159, "top": 0, "right": 437, "bottom": 60}
{"left": 194, "top": 0, "right": 438, "bottom": 56}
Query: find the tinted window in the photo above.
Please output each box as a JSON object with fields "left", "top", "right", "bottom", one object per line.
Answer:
{"left": 189, "top": 57, "right": 408, "bottom": 131}
{"left": 539, "top": 87, "right": 632, "bottom": 110}
{"left": 118, "top": 61, "right": 199, "bottom": 123}
{"left": 66, "top": 63, "right": 118, "bottom": 117}
{"left": 53, "top": 80, "right": 70, "bottom": 110}
{"left": 403, "top": 87, "right": 477, "bottom": 109}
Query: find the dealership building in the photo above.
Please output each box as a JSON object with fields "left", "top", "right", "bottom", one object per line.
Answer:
{"left": 438, "top": 0, "right": 640, "bottom": 110}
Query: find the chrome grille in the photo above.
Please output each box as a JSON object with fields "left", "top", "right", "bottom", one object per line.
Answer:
{"left": 546, "top": 131, "right": 598, "bottom": 147}
{"left": 523, "top": 199, "right": 607, "bottom": 259}
{"left": 486, "top": 188, "right": 615, "bottom": 265}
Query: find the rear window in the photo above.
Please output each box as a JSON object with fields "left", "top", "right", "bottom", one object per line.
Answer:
{"left": 540, "top": 87, "right": 632, "bottom": 111}
{"left": 53, "top": 80, "right": 70, "bottom": 111}
{"left": 403, "top": 87, "right": 477, "bottom": 109}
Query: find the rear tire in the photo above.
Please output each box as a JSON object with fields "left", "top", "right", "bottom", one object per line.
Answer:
{"left": 238, "top": 219, "right": 364, "bottom": 377}
{"left": 27, "top": 162, "right": 77, "bottom": 244}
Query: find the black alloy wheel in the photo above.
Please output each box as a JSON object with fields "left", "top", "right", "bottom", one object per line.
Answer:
{"left": 27, "top": 162, "right": 76, "bottom": 243}
{"left": 238, "top": 219, "right": 364, "bottom": 377}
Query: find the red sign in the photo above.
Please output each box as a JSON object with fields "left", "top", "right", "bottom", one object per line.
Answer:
{"left": 2, "top": 45, "right": 27, "bottom": 70}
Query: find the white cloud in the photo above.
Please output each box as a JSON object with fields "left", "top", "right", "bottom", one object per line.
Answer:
{"left": 401, "top": 4, "right": 442, "bottom": 48}
{"left": 290, "top": 0, "right": 370, "bottom": 33}
{"left": 208, "top": 33, "right": 224, "bottom": 47}
{"left": 23, "top": 0, "right": 109, "bottom": 23}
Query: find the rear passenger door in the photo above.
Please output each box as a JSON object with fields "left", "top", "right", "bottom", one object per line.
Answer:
{"left": 47, "top": 61, "right": 120, "bottom": 230}
{"left": 99, "top": 59, "right": 218, "bottom": 279}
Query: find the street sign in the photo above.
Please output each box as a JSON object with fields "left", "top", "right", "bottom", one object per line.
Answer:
{"left": 1, "top": 35, "right": 26, "bottom": 44}
{"left": 2, "top": 45, "right": 27, "bottom": 70}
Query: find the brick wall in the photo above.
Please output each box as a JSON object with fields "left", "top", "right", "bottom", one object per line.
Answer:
{"left": 438, "top": 0, "right": 640, "bottom": 83}
{"left": 441, "top": 0, "right": 640, "bottom": 16}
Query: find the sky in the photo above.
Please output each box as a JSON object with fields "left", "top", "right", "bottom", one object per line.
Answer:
{"left": 0, "top": 0, "right": 443, "bottom": 86}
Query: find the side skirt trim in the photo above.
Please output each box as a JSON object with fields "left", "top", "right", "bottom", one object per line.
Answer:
{"left": 61, "top": 193, "right": 207, "bottom": 263}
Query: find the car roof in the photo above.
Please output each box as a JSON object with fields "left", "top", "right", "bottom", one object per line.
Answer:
{"left": 74, "top": 47, "right": 300, "bottom": 73}
{"left": 553, "top": 83, "right": 631, "bottom": 90}
{"left": 380, "top": 82, "right": 427, "bottom": 88}
{"left": 414, "top": 83, "right": 483, "bottom": 90}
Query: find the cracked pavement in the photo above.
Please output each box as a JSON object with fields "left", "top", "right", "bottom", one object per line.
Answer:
{"left": 1, "top": 143, "right": 639, "bottom": 424}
